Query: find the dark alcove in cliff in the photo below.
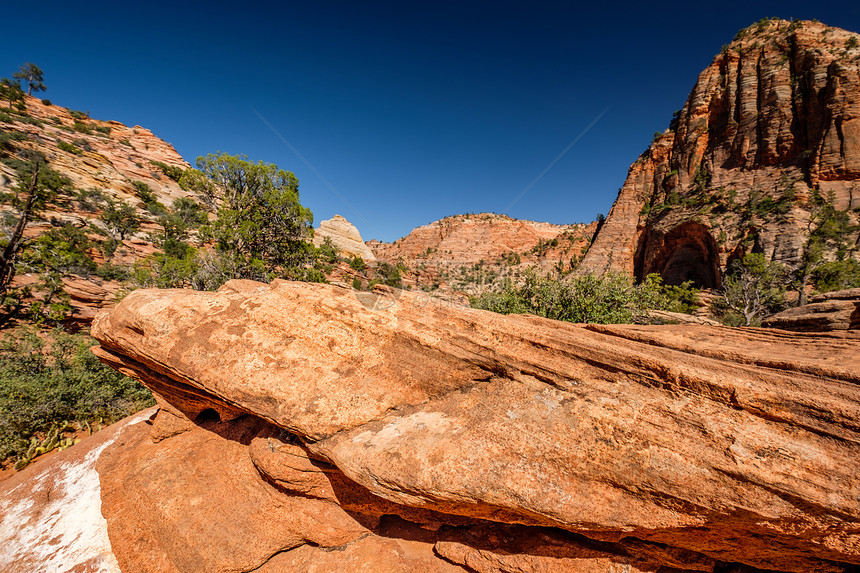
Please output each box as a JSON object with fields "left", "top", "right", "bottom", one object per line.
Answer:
{"left": 635, "top": 222, "right": 720, "bottom": 288}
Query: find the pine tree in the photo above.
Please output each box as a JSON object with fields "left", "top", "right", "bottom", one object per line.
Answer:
{"left": 12, "top": 63, "right": 46, "bottom": 96}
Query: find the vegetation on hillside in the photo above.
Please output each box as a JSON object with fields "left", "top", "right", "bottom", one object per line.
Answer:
{"left": 0, "top": 326, "right": 153, "bottom": 468}
{"left": 0, "top": 66, "right": 346, "bottom": 469}
{"left": 470, "top": 271, "right": 698, "bottom": 325}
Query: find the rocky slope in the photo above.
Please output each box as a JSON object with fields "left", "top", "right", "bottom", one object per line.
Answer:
{"left": 0, "top": 95, "right": 193, "bottom": 322}
{"left": 370, "top": 213, "right": 595, "bottom": 293}
{"left": 580, "top": 19, "right": 860, "bottom": 287}
{"left": 3, "top": 280, "right": 857, "bottom": 572}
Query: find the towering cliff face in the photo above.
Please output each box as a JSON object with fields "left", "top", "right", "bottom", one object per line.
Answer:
{"left": 581, "top": 19, "right": 860, "bottom": 286}
{"left": 370, "top": 213, "right": 595, "bottom": 293}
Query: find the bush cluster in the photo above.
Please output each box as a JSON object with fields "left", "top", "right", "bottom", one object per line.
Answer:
{"left": 0, "top": 326, "right": 154, "bottom": 463}
{"left": 470, "top": 271, "right": 698, "bottom": 324}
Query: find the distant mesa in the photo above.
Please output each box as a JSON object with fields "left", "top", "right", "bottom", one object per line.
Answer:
{"left": 368, "top": 213, "right": 596, "bottom": 294}
{"left": 313, "top": 215, "right": 376, "bottom": 261}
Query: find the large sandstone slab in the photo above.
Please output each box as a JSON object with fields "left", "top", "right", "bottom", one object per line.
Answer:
{"left": 764, "top": 288, "right": 860, "bottom": 331}
{"left": 85, "top": 279, "right": 860, "bottom": 572}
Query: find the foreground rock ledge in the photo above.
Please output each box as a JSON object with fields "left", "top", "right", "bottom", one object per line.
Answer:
{"left": 10, "top": 279, "right": 860, "bottom": 572}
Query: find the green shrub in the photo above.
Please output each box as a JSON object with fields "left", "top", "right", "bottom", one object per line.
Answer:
{"left": 0, "top": 129, "right": 26, "bottom": 150}
{"left": 349, "top": 256, "right": 366, "bottom": 272}
{"left": 68, "top": 110, "right": 89, "bottom": 120}
{"left": 375, "top": 261, "right": 403, "bottom": 288}
{"left": 95, "top": 261, "right": 131, "bottom": 281}
{"left": 57, "top": 140, "right": 83, "bottom": 155}
{"left": 471, "top": 271, "right": 700, "bottom": 324}
{"left": 40, "top": 99, "right": 51, "bottom": 106}
{"left": 149, "top": 160, "right": 183, "bottom": 181}
{"left": 471, "top": 271, "right": 632, "bottom": 323}
{"left": 76, "top": 188, "right": 106, "bottom": 212}
{"left": 131, "top": 180, "right": 166, "bottom": 214}
{"left": 73, "top": 120, "right": 92, "bottom": 134}
{"left": 317, "top": 238, "right": 340, "bottom": 264}
{"left": 813, "top": 259, "right": 860, "bottom": 293}
{"left": 71, "top": 138, "right": 92, "bottom": 152}
{"left": 0, "top": 326, "right": 154, "bottom": 464}
{"left": 13, "top": 115, "right": 43, "bottom": 127}
{"left": 18, "top": 225, "right": 97, "bottom": 276}
{"left": 352, "top": 276, "right": 363, "bottom": 290}
{"left": 93, "top": 125, "right": 111, "bottom": 136}
{"left": 639, "top": 273, "right": 700, "bottom": 314}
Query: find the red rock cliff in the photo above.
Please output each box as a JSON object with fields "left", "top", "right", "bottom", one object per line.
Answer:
{"left": 581, "top": 19, "right": 860, "bottom": 286}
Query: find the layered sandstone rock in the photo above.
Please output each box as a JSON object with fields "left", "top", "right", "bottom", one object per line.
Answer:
{"left": 312, "top": 214, "right": 376, "bottom": 261}
{"left": 0, "top": 95, "right": 194, "bottom": 324}
{"left": 581, "top": 20, "right": 860, "bottom": 285}
{"left": 370, "top": 213, "right": 595, "bottom": 293}
{"left": 3, "top": 280, "right": 853, "bottom": 571}
{"left": 763, "top": 287, "right": 860, "bottom": 330}
{"left": 0, "top": 96, "right": 191, "bottom": 210}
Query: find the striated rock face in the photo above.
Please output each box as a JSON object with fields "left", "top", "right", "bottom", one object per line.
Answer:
{"left": 0, "top": 96, "right": 191, "bottom": 213}
{"left": 3, "top": 280, "right": 853, "bottom": 571}
{"left": 312, "top": 214, "right": 376, "bottom": 261}
{"left": 581, "top": 19, "right": 860, "bottom": 285}
{"left": 0, "top": 95, "right": 194, "bottom": 324}
{"left": 370, "top": 213, "right": 595, "bottom": 293}
{"left": 764, "top": 287, "right": 860, "bottom": 330}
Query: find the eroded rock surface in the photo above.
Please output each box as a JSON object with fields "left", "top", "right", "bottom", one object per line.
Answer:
{"left": 369, "top": 213, "right": 596, "bottom": 293}
{"left": 763, "top": 288, "right": 860, "bottom": 331}
{"left": 312, "top": 214, "right": 376, "bottom": 261}
{"left": 580, "top": 20, "right": 860, "bottom": 283}
{"left": 58, "top": 279, "right": 860, "bottom": 572}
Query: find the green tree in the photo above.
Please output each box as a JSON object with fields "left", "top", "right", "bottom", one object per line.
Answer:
{"left": 797, "top": 190, "right": 856, "bottom": 305}
{"left": 812, "top": 259, "right": 860, "bottom": 293}
{"left": 100, "top": 197, "right": 141, "bottom": 242}
{"left": 717, "top": 253, "right": 786, "bottom": 326}
{"left": 0, "top": 153, "right": 72, "bottom": 300}
{"left": 179, "top": 152, "right": 315, "bottom": 286}
{"left": 0, "top": 78, "right": 24, "bottom": 109}
{"left": 154, "top": 197, "right": 207, "bottom": 258}
{"left": 12, "top": 63, "right": 46, "bottom": 96}
{"left": 349, "top": 256, "right": 367, "bottom": 272}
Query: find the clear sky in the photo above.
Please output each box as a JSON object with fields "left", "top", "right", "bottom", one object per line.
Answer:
{"left": 3, "top": 1, "right": 859, "bottom": 242}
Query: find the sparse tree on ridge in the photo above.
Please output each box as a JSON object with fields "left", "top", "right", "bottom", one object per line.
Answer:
{"left": 12, "top": 63, "right": 46, "bottom": 96}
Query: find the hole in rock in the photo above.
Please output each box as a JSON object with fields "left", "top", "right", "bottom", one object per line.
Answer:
{"left": 635, "top": 222, "right": 720, "bottom": 288}
{"left": 195, "top": 408, "right": 221, "bottom": 424}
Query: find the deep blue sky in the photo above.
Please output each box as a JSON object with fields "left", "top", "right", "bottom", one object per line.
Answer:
{"left": 3, "top": 1, "right": 859, "bottom": 242}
